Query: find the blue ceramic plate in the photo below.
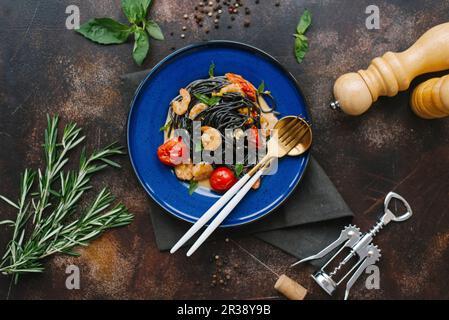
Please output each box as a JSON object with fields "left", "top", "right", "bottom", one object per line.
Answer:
{"left": 127, "top": 41, "right": 310, "bottom": 227}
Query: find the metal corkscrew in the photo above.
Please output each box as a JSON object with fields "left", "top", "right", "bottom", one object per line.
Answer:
{"left": 291, "top": 192, "right": 413, "bottom": 300}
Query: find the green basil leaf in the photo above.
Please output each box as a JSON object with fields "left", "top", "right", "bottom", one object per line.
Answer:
{"left": 209, "top": 62, "right": 215, "bottom": 78}
{"left": 194, "top": 142, "right": 203, "bottom": 153}
{"left": 133, "top": 29, "right": 150, "bottom": 65}
{"left": 234, "top": 163, "right": 244, "bottom": 177}
{"left": 76, "top": 18, "right": 131, "bottom": 44}
{"left": 121, "top": 0, "right": 151, "bottom": 23}
{"left": 257, "top": 81, "right": 265, "bottom": 95}
{"left": 294, "top": 34, "right": 309, "bottom": 63}
{"left": 188, "top": 180, "right": 199, "bottom": 195}
{"left": 159, "top": 119, "right": 172, "bottom": 132}
{"left": 146, "top": 19, "right": 164, "bottom": 40}
{"left": 296, "top": 9, "right": 312, "bottom": 35}
{"left": 194, "top": 93, "right": 220, "bottom": 106}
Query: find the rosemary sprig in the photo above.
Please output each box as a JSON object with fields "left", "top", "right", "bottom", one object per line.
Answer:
{"left": 0, "top": 115, "right": 133, "bottom": 283}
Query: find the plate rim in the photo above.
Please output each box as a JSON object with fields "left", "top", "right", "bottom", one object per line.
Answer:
{"left": 127, "top": 40, "right": 312, "bottom": 227}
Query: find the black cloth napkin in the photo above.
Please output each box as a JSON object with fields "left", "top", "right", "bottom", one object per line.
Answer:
{"left": 121, "top": 71, "right": 353, "bottom": 260}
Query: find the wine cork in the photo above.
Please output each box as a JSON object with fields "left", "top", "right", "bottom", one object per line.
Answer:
{"left": 274, "top": 274, "right": 307, "bottom": 300}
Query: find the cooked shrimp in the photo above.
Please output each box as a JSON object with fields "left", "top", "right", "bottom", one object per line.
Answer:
{"left": 172, "top": 88, "right": 191, "bottom": 115}
{"left": 174, "top": 162, "right": 193, "bottom": 181}
{"left": 260, "top": 116, "right": 271, "bottom": 137}
{"left": 212, "top": 84, "right": 243, "bottom": 97}
{"left": 189, "top": 103, "right": 208, "bottom": 120}
{"left": 252, "top": 178, "right": 261, "bottom": 190}
{"left": 260, "top": 115, "right": 269, "bottom": 128}
{"left": 201, "top": 126, "right": 222, "bottom": 151}
{"left": 192, "top": 162, "right": 214, "bottom": 181}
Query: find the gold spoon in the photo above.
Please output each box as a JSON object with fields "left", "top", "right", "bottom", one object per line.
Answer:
{"left": 182, "top": 116, "right": 313, "bottom": 256}
{"left": 247, "top": 116, "right": 313, "bottom": 176}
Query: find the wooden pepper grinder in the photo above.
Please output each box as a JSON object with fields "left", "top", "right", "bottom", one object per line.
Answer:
{"left": 330, "top": 22, "right": 449, "bottom": 116}
{"left": 411, "top": 75, "right": 449, "bottom": 119}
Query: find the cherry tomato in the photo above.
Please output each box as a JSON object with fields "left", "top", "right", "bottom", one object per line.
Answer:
{"left": 225, "top": 73, "right": 257, "bottom": 101}
{"left": 157, "top": 137, "right": 188, "bottom": 166}
{"left": 210, "top": 167, "right": 238, "bottom": 192}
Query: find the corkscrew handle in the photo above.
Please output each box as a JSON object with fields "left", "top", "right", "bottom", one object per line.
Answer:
{"left": 381, "top": 192, "right": 413, "bottom": 225}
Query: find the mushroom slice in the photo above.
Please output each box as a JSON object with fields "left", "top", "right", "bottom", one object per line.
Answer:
{"left": 189, "top": 103, "right": 208, "bottom": 120}
{"left": 172, "top": 88, "right": 191, "bottom": 116}
{"left": 174, "top": 162, "right": 193, "bottom": 181}
{"left": 201, "top": 126, "right": 222, "bottom": 151}
{"left": 192, "top": 162, "right": 214, "bottom": 181}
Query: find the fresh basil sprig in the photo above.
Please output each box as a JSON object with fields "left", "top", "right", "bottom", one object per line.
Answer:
{"left": 159, "top": 119, "right": 172, "bottom": 132}
{"left": 209, "top": 62, "right": 215, "bottom": 78}
{"left": 294, "top": 10, "right": 312, "bottom": 64}
{"left": 76, "top": 0, "right": 164, "bottom": 66}
{"left": 234, "top": 163, "right": 244, "bottom": 178}
{"left": 188, "top": 180, "right": 199, "bottom": 196}
{"left": 194, "top": 93, "right": 221, "bottom": 106}
{"left": 257, "top": 81, "right": 265, "bottom": 95}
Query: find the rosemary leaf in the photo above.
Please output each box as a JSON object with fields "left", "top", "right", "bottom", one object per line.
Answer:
{"left": 0, "top": 115, "right": 133, "bottom": 281}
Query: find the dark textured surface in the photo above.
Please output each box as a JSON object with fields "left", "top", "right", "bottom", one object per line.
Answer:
{"left": 0, "top": 0, "right": 448, "bottom": 300}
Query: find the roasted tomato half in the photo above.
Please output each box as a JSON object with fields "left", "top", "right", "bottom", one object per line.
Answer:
{"left": 209, "top": 167, "right": 238, "bottom": 192}
{"left": 157, "top": 137, "right": 188, "bottom": 166}
{"left": 225, "top": 73, "right": 257, "bottom": 101}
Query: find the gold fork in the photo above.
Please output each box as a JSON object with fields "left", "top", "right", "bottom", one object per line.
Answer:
{"left": 170, "top": 116, "right": 313, "bottom": 256}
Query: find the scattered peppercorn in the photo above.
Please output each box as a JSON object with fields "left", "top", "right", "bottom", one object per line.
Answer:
{"left": 275, "top": 1, "right": 280, "bottom": 6}
{"left": 244, "top": 20, "right": 250, "bottom": 27}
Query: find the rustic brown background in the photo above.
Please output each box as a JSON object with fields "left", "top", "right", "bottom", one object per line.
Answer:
{"left": 0, "top": 0, "right": 448, "bottom": 300}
